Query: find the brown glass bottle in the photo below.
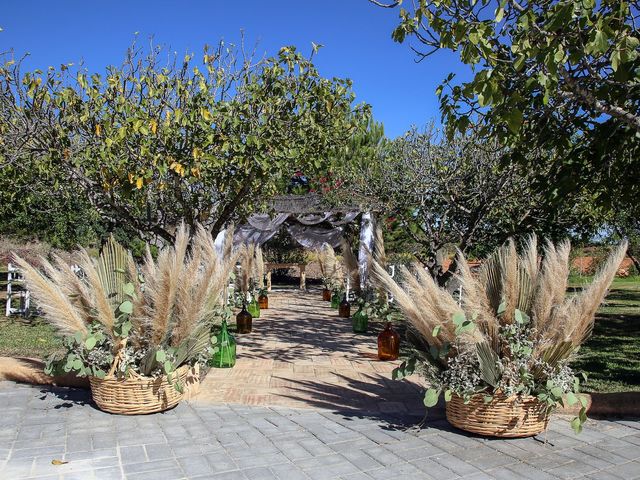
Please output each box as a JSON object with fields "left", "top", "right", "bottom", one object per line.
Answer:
{"left": 258, "top": 293, "right": 269, "bottom": 309}
{"left": 322, "top": 288, "right": 331, "bottom": 301}
{"left": 236, "top": 306, "right": 253, "bottom": 334}
{"left": 338, "top": 296, "right": 351, "bottom": 318}
{"left": 378, "top": 322, "right": 399, "bottom": 360}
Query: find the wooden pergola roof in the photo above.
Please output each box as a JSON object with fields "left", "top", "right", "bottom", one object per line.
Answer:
{"left": 270, "top": 193, "right": 359, "bottom": 215}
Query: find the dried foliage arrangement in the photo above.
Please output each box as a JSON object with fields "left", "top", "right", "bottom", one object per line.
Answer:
{"left": 340, "top": 239, "right": 360, "bottom": 295}
{"left": 373, "top": 235, "right": 627, "bottom": 434}
{"left": 236, "top": 243, "right": 256, "bottom": 299}
{"left": 316, "top": 243, "right": 342, "bottom": 290}
{"left": 15, "top": 224, "right": 238, "bottom": 385}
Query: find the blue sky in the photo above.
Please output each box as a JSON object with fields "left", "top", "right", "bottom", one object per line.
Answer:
{"left": 1, "top": 1, "right": 469, "bottom": 138}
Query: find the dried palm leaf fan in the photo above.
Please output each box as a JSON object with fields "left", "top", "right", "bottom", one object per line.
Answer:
{"left": 340, "top": 238, "right": 360, "bottom": 296}
{"left": 254, "top": 246, "right": 269, "bottom": 308}
{"left": 235, "top": 243, "right": 256, "bottom": 332}
{"left": 371, "top": 235, "right": 627, "bottom": 437}
{"left": 16, "top": 223, "right": 237, "bottom": 414}
{"left": 317, "top": 243, "right": 340, "bottom": 300}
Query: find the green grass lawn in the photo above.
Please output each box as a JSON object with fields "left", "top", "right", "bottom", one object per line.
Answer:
{"left": 0, "top": 319, "right": 62, "bottom": 358}
{"left": 569, "top": 276, "right": 640, "bottom": 393}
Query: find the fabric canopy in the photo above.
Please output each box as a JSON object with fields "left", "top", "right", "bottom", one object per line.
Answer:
{"left": 232, "top": 209, "right": 377, "bottom": 288}
{"left": 234, "top": 211, "right": 359, "bottom": 248}
{"left": 287, "top": 224, "right": 343, "bottom": 249}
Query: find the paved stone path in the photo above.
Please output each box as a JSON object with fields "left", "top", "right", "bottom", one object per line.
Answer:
{"left": 197, "top": 289, "right": 426, "bottom": 414}
{"left": 1, "top": 381, "right": 640, "bottom": 479}
{"left": 1, "top": 289, "right": 639, "bottom": 479}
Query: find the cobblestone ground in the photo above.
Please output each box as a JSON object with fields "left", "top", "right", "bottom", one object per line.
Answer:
{"left": 0, "top": 289, "right": 639, "bottom": 479}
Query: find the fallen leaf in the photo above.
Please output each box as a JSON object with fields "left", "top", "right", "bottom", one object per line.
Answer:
{"left": 51, "top": 459, "right": 68, "bottom": 465}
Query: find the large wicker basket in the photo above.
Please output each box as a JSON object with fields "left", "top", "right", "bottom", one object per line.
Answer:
{"left": 446, "top": 393, "right": 551, "bottom": 438}
{"left": 89, "top": 364, "right": 190, "bottom": 415}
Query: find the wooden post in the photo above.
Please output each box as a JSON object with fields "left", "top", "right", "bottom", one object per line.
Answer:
{"left": 299, "top": 264, "right": 306, "bottom": 290}
{"left": 266, "top": 270, "right": 272, "bottom": 292}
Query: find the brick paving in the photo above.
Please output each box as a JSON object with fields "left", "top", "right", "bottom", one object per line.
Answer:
{"left": 197, "top": 289, "right": 426, "bottom": 414}
{"left": 0, "top": 288, "right": 639, "bottom": 479}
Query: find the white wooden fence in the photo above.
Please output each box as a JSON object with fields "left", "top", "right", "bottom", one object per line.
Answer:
{"left": 5, "top": 263, "right": 31, "bottom": 317}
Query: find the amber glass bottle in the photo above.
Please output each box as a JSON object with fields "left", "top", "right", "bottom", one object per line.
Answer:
{"left": 209, "top": 319, "right": 236, "bottom": 368}
{"left": 236, "top": 306, "right": 253, "bottom": 334}
{"left": 322, "top": 288, "right": 332, "bottom": 301}
{"left": 378, "top": 322, "right": 400, "bottom": 360}
{"left": 258, "top": 293, "right": 269, "bottom": 309}
{"left": 338, "top": 295, "right": 351, "bottom": 318}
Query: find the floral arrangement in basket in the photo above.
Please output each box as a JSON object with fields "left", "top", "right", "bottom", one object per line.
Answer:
{"left": 15, "top": 224, "right": 237, "bottom": 414}
{"left": 372, "top": 235, "right": 627, "bottom": 436}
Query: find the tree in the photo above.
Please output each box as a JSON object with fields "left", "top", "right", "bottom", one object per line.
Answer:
{"left": 337, "top": 125, "right": 588, "bottom": 284}
{"left": 0, "top": 161, "right": 102, "bottom": 249}
{"left": 372, "top": 0, "right": 640, "bottom": 207}
{"left": 1, "top": 40, "right": 368, "bottom": 244}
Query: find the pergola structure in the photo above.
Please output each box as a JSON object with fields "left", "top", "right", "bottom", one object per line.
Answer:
{"left": 218, "top": 194, "right": 376, "bottom": 290}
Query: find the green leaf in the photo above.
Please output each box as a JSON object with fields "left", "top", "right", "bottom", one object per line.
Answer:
{"left": 566, "top": 392, "right": 578, "bottom": 406}
{"left": 444, "top": 389, "right": 452, "bottom": 402}
{"left": 506, "top": 109, "right": 523, "bottom": 134}
{"left": 432, "top": 325, "right": 441, "bottom": 337}
{"left": 156, "top": 350, "right": 166, "bottom": 362}
{"left": 579, "top": 407, "right": 588, "bottom": 423}
{"left": 119, "top": 300, "right": 133, "bottom": 314}
{"left": 424, "top": 388, "right": 440, "bottom": 408}
{"left": 452, "top": 312, "right": 466, "bottom": 326}
{"left": 571, "top": 417, "right": 583, "bottom": 434}
{"left": 123, "top": 283, "right": 135, "bottom": 297}
{"left": 163, "top": 361, "right": 175, "bottom": 374}
{"left": 551, "top": 386, "right": 563, "bottom": 398}
{"left": 579, "top": 395, "right": 588, "bottom": 408}
{"left": 85, "top": 337, "right": 97, "bottom": 350}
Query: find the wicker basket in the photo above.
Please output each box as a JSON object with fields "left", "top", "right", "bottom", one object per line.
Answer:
{"left": 89, "top": 364, "right": 190, "bottom": 415}
{"left": 446, "top": 393, "right": 551, "bottom": 438}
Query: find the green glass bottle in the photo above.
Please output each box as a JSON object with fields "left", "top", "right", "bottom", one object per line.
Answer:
{"left": 331, "top": 291, "right": 340, "bottom": 309}
{"left": 352, "top": 307, "right": 368, "bottom": 333}
{"left": 209, "top": 319, "right": 236, "bottom": 368}
{"left": 247, "top": 298, "right": 261, "bottom": 318}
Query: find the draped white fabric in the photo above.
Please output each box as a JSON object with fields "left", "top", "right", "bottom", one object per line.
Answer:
{"left": 286, "top": 224, "right": 344, "bottom": 249}
{"left": 357, "top": 212, "right": 375, "bottom": 290}
{"left": 295, "top": 212, "right": 333, "bottom": 225}
{"left": 247, "top": 213, "right": 290, "bottom": 231}
{"left": 329, "top": 211, "right": 360, "bottom": 226}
